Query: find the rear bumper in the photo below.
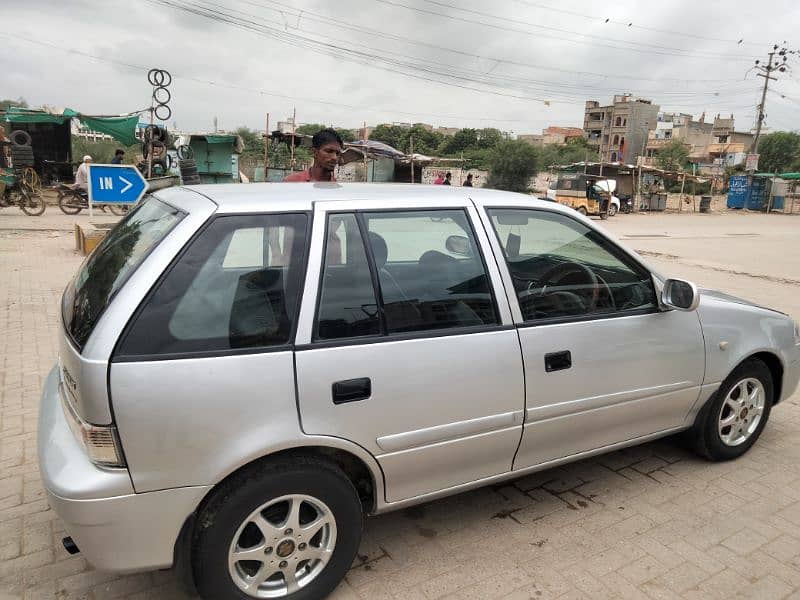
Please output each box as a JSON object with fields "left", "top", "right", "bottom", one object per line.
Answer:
{"left": 38, "top": 365, "right": 209, "bottom": 572}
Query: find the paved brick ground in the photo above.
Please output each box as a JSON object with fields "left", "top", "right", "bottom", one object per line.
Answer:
{"left": 1, "top": 210, "right": 799, "bottom": 600}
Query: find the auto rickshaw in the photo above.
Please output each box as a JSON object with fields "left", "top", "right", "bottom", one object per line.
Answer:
{"left": 552, "top": 173, "right": 612, "bottom": 219}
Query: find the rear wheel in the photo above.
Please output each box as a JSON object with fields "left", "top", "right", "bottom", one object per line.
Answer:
{"left": 692, "top": 359, "right": 773, "bottom": 461}
{"left": 576, "top": 206, "right": 588, "bottom": 216}
{"left": 193, "top": 457, "right": 363, "bottom": 600}
{"left": 608, "top": 203, "right": 618, "bottom": 217}
{"left": 58, "top": 191, "right": 83, "bottom": 215}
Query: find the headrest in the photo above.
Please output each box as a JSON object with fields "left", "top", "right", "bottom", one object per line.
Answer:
{"left": 368, "top": 231, "right": 388, "bottom": 268}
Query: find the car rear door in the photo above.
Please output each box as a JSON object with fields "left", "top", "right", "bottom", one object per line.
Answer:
{"left": 477, "top": 200, "right": 705, "bottom": 470}
{"left": 294, "top": 197, "right": 525, "bottom": 504}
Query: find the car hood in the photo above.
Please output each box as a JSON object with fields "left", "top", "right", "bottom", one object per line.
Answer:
{"left": 700, "top": 288, "right": 788, "bottom": 317}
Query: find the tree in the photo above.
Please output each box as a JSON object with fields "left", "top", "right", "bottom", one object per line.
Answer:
{"left": 369, "top": 124, "right": 407, "bottom": 151}
{"left": 486, "top": 139, "right": 539, "bottom": 193}
{"left": 655, "top": 139, "right": 689, "bottom": 172}
{"left": 757, "top": 132, "right": 800, "bottom": 173}
{"left": 235, "top": 126, "right": 265, "bottom": 159}
{"left": 295, "top": 123, "right": 355, "bottom": 142}
{"left": 440, "top": 128, "right": 478, "bottom": 155}
{"left": 1, "top": 97, "right": 28, "bottom": 111}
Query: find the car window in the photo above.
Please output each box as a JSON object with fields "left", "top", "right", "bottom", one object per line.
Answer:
{"left": 365, "top": 210, "right": 499, "bottom": 334}
{"left": 116, "top": 213, "right": 308, "bottom": 358}
{"left": 62, "top": 197, "right": 184, "bottom": 350}
{"left": 487, "top": 208, "right": 656, "bottom": 321}
{"left": 315, "top": 213, "right": 381, "bottom": 340}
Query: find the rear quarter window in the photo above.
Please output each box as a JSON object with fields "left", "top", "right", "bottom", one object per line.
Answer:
{"left": 62, "top": 197, "right": 184, "bottom": 350}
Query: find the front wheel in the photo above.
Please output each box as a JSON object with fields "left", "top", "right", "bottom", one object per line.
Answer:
{"left": 692, "top": 359, "right": 773, "bottom": 461}
{"left": 193, "top": 457, "right": 363, "bottom": 600}
{"left": 576, "top": 206, "right": 588, "bottom": 216}
{"left": 20, "top": 192, "right": 46, "bottom": 216}
{"left": 107, "top": 204, "right": 130, "bottom": 216}
{"left": 58, "top": 191, "right": 83, "bottom": 215}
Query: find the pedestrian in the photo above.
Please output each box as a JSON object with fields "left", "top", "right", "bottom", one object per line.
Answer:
{"left": 443, "top": 172, "right": 452, "bottom": 186}
{"left": 434, "top": 173, "right": 444, "bottom": 185}
{"left": 74, "top": 155, "right": 92, "bottom": 192}
{"left": 463, "top": 173, "right": 473, "bottom": 187}
{"left": 284, "top": 128, "right": 342, "bottom": 182}
{"left": 110, "top": 149, "right": 125, "bottom": 164}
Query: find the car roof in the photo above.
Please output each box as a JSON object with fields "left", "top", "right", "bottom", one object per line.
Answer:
{"left": 171, "top": 182, "right": 564, "bottom": 214}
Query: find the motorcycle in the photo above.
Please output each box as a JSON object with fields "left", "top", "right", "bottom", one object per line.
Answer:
{"left": 617, "top": 194, "right": 633, "bottom": 214}
{"left": 57, "top": 184, "right": 129, "bottom": 216}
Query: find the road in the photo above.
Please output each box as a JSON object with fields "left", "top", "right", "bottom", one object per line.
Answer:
{"left": 0, "top": 208, "right": 798, "bottom": 600}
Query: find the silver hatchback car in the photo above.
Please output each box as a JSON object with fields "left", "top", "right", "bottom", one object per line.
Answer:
{"left": 39, "top": 183, "right": 800, "bottom": 599}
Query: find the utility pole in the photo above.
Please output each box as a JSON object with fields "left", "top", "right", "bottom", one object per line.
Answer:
{"left": 290, "top": 107, "right": 296, "bottom": 170}
{"left": 752, "top": 52, "right": 776, "bottom": 153}
{"left": 750, "top": 43, "right": 796, "bottom": 153}
{"left": 410, "top": 135, "right": 415, "bottom": 184}
{"left": 264, "top": 113, "right": 270, "bottom": 172}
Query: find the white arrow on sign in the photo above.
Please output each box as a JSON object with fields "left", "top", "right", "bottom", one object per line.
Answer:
{"left": 120, "top": 176, "right": 133, "bottom": 194}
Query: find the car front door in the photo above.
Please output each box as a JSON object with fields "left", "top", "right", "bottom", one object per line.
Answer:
{"left": 478, "top": 203, "right": 705, "bottom": 469}
{"left": 294, "top": 199, "right": 524, "bottom": 503}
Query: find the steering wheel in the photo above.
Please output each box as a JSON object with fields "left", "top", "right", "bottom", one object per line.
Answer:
{"left": 534, "top": 262, "right": 601, "bottom": 311}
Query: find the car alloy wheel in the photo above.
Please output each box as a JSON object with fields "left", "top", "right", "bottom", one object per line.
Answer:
{"left": 717, "top": 377, "right": 765, "bottom": 447}
{"left": 227, "top": 494, "right": 337, "bottom": 598}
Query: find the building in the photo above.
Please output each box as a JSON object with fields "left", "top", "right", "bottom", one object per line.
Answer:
{"left": 643, "top": 113, "right": 755, "bottom": 169}
{"left": 584, "top": 95, "right": 660, "bottom": 164}
{"left": 519, "top": 126, "right": 585, "bottom": 147}
{"left": 71, "top": 121, "right": 114, "bottom": 142}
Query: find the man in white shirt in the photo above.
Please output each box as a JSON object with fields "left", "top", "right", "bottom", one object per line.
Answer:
{"left": 74, "top": 155, "right": 92, "bottom": 191}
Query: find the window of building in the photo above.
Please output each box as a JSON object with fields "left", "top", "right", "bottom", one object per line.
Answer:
{"left": 615, "top": 116, "right": 622, "bottom": 126}
{"left": 610, "top": 151, "right": 618, "bottom": 162}
{"left": 612, "top": 135, "right": 619, "bottom": 145}
{"left": 487, "top": 209, "right": 657, "bottom": 322}
{"left": 117, "top": 213, "right": 308, "bottom": 358}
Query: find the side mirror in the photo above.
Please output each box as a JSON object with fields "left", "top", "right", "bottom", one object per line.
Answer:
{"left": 661, "top": 278, "right": 700, "bottom": 311}
{"left": 445, "top": 235, "right": 471, "bottom": 256}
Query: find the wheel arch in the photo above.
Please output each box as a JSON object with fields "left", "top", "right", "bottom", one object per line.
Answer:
{"left": 746, "top": 351, "right": 784, "bottom": 404}
{"left": 172, "top": 442, "right": 384, "bottom": 585}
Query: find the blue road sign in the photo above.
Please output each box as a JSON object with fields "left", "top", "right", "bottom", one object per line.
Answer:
{"left": 87, "top": 164, "right": 147, "bottom": 205}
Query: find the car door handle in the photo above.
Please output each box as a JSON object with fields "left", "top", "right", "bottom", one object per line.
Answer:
{"left": 332, "top": 378, "right": 372, "bottom": 404}
{"left": 545, "top": 351, "right": 572, "bottom": 373}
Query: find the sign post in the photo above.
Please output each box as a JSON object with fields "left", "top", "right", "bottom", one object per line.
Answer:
{"left": 87, "top": 165, "right": 148, "bottom": 218}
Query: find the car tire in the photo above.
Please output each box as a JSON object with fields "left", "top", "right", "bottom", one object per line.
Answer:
{"left": 608, "top": 204, "right": 618, "bottom": 217}
{"left": 692, "top": 358, "right": 773, "bottom": 461}
{"left": 192, "top": 456, "right": 363, "bottom": 600}
{"left": 10, "top": 130, "right": 32, "bottom": 146}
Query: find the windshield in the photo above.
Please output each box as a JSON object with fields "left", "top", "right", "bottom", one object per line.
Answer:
{"left": 62, "top": 197, "right": 184, "bottom": 350}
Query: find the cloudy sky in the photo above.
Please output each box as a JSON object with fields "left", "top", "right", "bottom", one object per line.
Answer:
{"left": 2, "top": 0, "right": 799, "bottom": 135}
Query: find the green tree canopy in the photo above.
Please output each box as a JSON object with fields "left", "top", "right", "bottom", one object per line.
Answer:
{"left": 295, "top": 123, "right": 355, "bottom": 142}
{"left": 1, "top": 97, "right": 28, "bottom": 111}
{"left": 235, "top": 126, "right": 265, "bottom": 159}
{"left": 757, "top": 132, "right": 800, "bottom": 173}
{"left": 655, "top": 139, "right": 690, "bottom": 172}
{"left": 486, "top": 139, "right": 539, "bottom": 193}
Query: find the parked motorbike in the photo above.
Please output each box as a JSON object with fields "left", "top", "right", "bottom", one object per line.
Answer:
{"left": 57, "top": 184, "right": 129, "bottom": 216}
{"left": 618, "top": 194, "right": 633, "bottom": 214}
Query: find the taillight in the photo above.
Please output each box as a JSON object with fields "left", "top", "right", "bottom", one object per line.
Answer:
{"left": 60, "top": 383, "right": 126, "bottom": 468}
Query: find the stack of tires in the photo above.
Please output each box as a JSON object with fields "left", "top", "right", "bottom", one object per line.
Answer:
{"left": 143, "top": 126, "right": 172, "bottom": 176}
{"left": 177, "top": 145, "right": 200, "bottom": 185}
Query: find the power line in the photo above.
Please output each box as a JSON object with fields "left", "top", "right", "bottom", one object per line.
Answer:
{"left": 371, "top": 0, "right": 753, "bottom": 61}
{"left": 158, "top": 0, "right": 757, "bottom": 104}
{"left": 0, "top": 32, "right": 567, "bottom": 126}
{"left": 232, "top": 0, "right": 754, "bottom": 85}
{"left": 508, "top": 0, "right": 766, "bottom": 46}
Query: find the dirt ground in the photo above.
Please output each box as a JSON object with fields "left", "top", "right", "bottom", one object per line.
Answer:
{"left": 0, "top": 207, "right": 798, "bottom": 600}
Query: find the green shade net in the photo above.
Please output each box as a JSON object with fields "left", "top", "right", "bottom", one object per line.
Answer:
{"left": 4, "top": 107, "right": 139, "bottom": 146}
{"left": 78, "top": 114, "right": 139, "bottom": 146}
{"left": 778, "top": 172, "right": 800, "bottom": 180}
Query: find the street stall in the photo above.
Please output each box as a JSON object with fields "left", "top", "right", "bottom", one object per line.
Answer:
{"left": 2, "top": 106, "right": 140, "bottom": 184}
{"left": 174, "top": 133, "right": 244, "bottom": 184}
